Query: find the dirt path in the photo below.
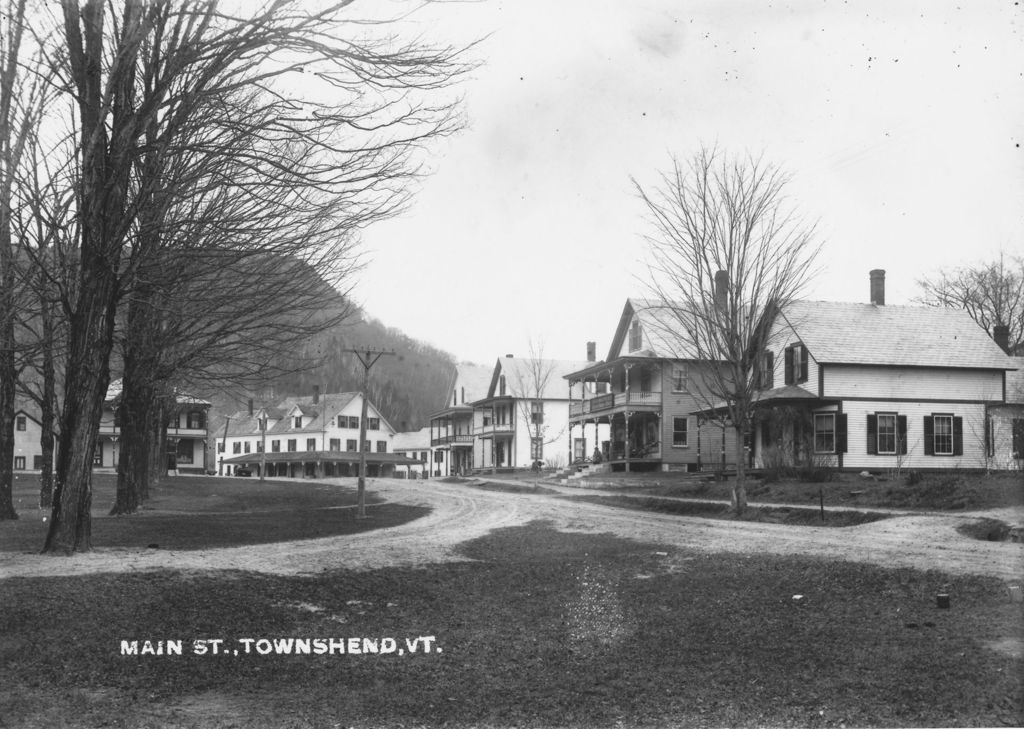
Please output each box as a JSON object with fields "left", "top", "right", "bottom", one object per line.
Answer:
{"left": 1, "top": 478, "right": 1022, "bottom": 581}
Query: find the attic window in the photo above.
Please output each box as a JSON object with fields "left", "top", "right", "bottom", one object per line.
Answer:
{"left": 629, "top": 320, "right": 642, "bottom": 352}
{"left": 784, "top": 344, "right": 808, "bottom": 385}
{"left": 293, "top": 416, "right": 302, "bottom": 429}
{"left": 16, "top": 415, "right": 26, "bottom": 431}
{"left": 499, "top": 375, "right": 506, "bottom": 397}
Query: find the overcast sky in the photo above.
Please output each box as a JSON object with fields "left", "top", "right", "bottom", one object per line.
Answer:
{"left": 348, "top": 0, "right": 1023, "bottom": 365}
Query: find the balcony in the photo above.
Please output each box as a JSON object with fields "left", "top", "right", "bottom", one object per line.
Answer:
{"left": 570, "top": 391, "right": 661, "bottom": 417}
{"left": 478, "top": 422, "right": 514, "bottom": 436}
{"left": 431, "top": 433, "right": 477, "bottom": 446}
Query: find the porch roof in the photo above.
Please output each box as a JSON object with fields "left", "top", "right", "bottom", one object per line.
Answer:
{"left": 692, "top": 385, "right": 837, "bottom": 416}
{"left": 563, "top": 354, "right": 675, "bottom": 382}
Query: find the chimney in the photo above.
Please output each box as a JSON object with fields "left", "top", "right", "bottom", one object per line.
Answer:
{"left": 586, "top": 341, "right": 596, "bottom": 362}
{"left": 505, "top": 353, "right": 513, "bottom": 358}
{"left": 993, "top": 324, "right": 1010, "bottom": 354}
{"left": 870, "top": 269, "right": 885, "bottom": 306}
{"left": 714, "top": 270, "right": 729, "bottom": 311}
{"left": 247, "top": 398, "right": 253, "bottom": 416}
{"left": 312, "top": 385, "right": 320, "bottom": 405}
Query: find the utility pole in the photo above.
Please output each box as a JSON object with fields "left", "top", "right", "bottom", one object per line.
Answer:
{"left": 343, "top": 347, "right": 395, "bottom": 518}
{"left": 259, "top": 410, "right": 267, "bottom": 484}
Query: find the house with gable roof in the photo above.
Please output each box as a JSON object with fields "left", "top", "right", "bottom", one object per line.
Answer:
{"left": 565, "top": 300, "right": 740, "bottom": 472}
{"left": 11, "top": 402, "right": 44, "bottom": 472}
{"left": 987, "top": 357, "right": 1024, "bottom": 469}
{"left": 743, "top": 270, "right": 1018, "bottom": 470}
{"left": 428, "top": 362, "right": 493, "bottom": 476}
{"left": 218, "top": 388, "right": 419, "bottom": 478}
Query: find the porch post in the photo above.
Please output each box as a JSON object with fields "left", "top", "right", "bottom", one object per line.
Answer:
{"left": 568, "top": 421, "right": 574, "bottom": 465}
{"left": 625, "top": 410, "right": 632, "bottom": 472}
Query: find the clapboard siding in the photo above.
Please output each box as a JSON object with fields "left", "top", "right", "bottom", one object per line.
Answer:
{"left": 824, "top": 365, "right": 1003, "bottom": 402}
{"left": 842, "top": 400, "right": 989, "bottom": 470}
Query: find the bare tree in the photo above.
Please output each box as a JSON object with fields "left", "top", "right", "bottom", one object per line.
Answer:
{"left": 916, "top": 254, "right": 1024, "bottom": 354}
{"left": 637, "top": 148, "right": 821, "bottom": 514}
{"left": 42, "top": 0, "right": 471, "bottom": 552}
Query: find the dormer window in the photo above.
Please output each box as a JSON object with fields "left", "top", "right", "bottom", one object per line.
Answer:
{"left": 293, "top": 416, "right": 302, "bottom": 428}
{"left": 629, "top": 320, "right": 642, "bottom": 352}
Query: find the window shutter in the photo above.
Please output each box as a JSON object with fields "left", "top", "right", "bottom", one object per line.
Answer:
{"left": 953, "top": 416, "right": 963, "bottom": 456}
{"left": 784, "top": 347, "right": 794, "bottom": 385}
{"left": 866, "top": 414, "right": 877, "bottom": 454}
{"left": 984, "top": 417, "right": 993, "bottom": 457}
{"left": 897, "top": 415, "right": 908, "bottom": 455}
{"left": 923, "top": 416, "right": 934, "bottom": 456}
{"left": 765, "top": 352, "right": 775, "bottom": 389}
{"left": 836, "top": 413, "right": 848, "bottom": 453}
{"left": 799, "top": 346, "right": 809, "bottom": 384}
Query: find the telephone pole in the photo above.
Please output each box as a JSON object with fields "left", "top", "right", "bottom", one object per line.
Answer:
{"left": 343, "top": 347, "right": 395, "bottom": 518}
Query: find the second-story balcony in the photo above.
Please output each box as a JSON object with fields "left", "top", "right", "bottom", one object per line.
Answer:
{"left": 430, "top": 433, "right": 476, "bottom": 447}
{"left": 477, "top": 421, "right": 515, "bottom": 436}
{"left": 570, "top": 391, "right": 661, "bottom": 417}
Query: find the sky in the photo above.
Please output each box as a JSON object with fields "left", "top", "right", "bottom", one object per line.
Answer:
{"left": 347, "top": 0, "right": 1023, "bottom": 365}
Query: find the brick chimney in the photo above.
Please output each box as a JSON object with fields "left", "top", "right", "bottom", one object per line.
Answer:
{"left": 312, "top": 385, "right": 320, "bottom": 405}
{"left": 714, "top": 270, "right": 729, "bottom": 311}
{"left": 870, "top": 269, "right": 885, "bottom": 305}
{"left": 247, "top": 398, "right": 253, "bottom": 416}
{"left": 586, "top": 341, "right": 596, "bottom": 362}
{"left": 993, "top": 324, "right": 1010, "bottom": 354}
{"left": 505, "top": 353, "right": 513, "bottom": 358}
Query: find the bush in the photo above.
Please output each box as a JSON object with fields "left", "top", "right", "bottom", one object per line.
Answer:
{"left": 905, "top": 470, "right": 923, "bottom": 486}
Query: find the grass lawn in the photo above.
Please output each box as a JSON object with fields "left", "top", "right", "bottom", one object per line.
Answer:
{"left": 588, "top": 471, "right": 1024, "bottom": 512}
{"left": 2, "top": 524, "right": 1023, "bottom": 728}
{"left": 0, "top": 474, "right": 428, "bottom": 552}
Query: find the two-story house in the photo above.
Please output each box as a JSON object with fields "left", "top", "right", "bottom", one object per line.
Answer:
{"left": 11, "top": 400, "right": 44, "bottom": 472}
{"left": 565, "top": 301, "right": 740, "bottom": 472}
{"left": 218, "top": 388, "right": 419, "bottom": 478}
{"left": 96, "top": 380, "right": 211, "bottom": 473}
{"left": 744, "top": 270, "right": 1018, "bottom": 470}
{"left": 428, "top": 363, "right": 492, "bottom": 477}
{"left": 472, "top": 354, "right": 596, "bottom": 472}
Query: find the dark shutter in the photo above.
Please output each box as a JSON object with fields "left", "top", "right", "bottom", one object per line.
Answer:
{"left": 765, "top": 352, "right": 775, "bottom": 389}
{"left": 1013, "top": 419, "right": 1024, "bottom": 459}
{"left": 866, "top": 414, "right": 877, "bottom": 454}
{"left": 799, "top": 346, "right": 809, "bottom": 384}
{"left": 984, "top": 416, "right": 992, "bottom": 457}
{"left": 836, "top": 413, "right": 848, "bottom": 453}
{"left": 784, "top": 347, "right": 794, "bottom": 385}
{"left": 953, "top": 416, "right": 963, "bottom": 456}
{"left": 923, "top": 415, "right": 934, "bottom": 456}
{"left": 897, "top": 415, "right": 908, "bottom": 455}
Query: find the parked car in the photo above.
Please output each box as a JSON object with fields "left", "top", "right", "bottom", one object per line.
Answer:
{"left": 235, "top": 467, "right": 253, "bottom": 477}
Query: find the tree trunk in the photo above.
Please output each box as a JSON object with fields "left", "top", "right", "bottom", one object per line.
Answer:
{"left": 731, "top": 424, "right": 747, "bottom": 515}
{"left": 38, "top": 292, "right": 57, "bottom": 509}
{"left": 0, "top": 197, "right": 17, "bottom": 520}
{"left": 111, "top": 381, "right": 154, "bottom": 515}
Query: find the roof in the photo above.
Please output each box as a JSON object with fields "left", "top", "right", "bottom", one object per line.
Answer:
{"left": 452, "top": 362, "right": 494, "bottom": 405}
{"left": 781, "top": 301, "right": 1016, "bottom": 370}
{"left": 222, "top": 392, "right": 366, "bottom": 437}
{"left": 392, "top": 427, "right": 431, "bottom": 451}
{"left": 105, "top": 379, "right": 211, "bottom": 406}
{"left": 222, "top": 451, "right": 421, "bottom": 466}
{"left": 488, "top": 356, "right": 593, "bottom": 400}
{"left": 607, "top": 299, "right": 703, "bottom": 361}
{"left": 1005, "top": 357, "right": 1024, "bottom": 404}
{"left": 692, "top": 385, "right": 831, "bottom": 415}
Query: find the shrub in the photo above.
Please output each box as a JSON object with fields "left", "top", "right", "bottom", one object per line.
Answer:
{"left": 904, "top": 470, "right": 923, "bottom": 486}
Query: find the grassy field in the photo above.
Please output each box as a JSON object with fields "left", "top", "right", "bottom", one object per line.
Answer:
{"left": 2, "top": 522, "right": 1021, "bottom": 728}
{"left": 574, "top": 470, "right": 1024, "bottom": 512}
{"left": 1, "top": 474, "right": 428, "bottom": 553}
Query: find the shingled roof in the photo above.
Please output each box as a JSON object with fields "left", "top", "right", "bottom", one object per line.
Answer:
{"left": 489, "top": 356, "right": 593, "bottom": 400}
{"left": 223, "top": 392, "right": 363, "bottom": 437}
{"left": 780, "top": 301, "right": 1015, "bottom": 370}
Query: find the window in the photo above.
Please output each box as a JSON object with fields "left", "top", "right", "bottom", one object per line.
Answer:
{"left": 256, "top": 441, "right": 263, "bottom": 453}
{"left": 877, "top": 414, "right": 896, "bottom": 454}
{"left": 420, "top": 451, "right": 428, "bottom": 462}
{"left": 573, "top": 438, "right": 586, "bottom": 461}
{"left": 14, "top": 456, "right": 25, "bottom": 470}
{"left": 217, "top": 442, "right": 224, "bottom": 453}
{"left": 306, "top": 438, "right": 316, "bottom": 451}
{"left": 293, "top": 416, "right": 302, "bottom": 429}
{"left": 672, "top": 417, "right": 688, "bottom": 447}
{"left": 348, "top": 416, "right": 359, "bottom": 429}
{"left": 232, "top": 442, "right": 241, "bottom": 454}
{"left": 271, "top": 440, "right": 280, "bottom": 453}
{"left": 629, "top": 320, "right": 642, "bottom": 351}
{"left": 531, "top": 401, "right": 544, "bottom": 424}
{"left": 176, "top": 439, "right": 193, "bottom": 464}
{"left": 924, "top": 414, "right": 962, "bottom": 457}
{"left": 483, "top": 414, "right": 492, "bottom": 427}
{"left": 346, "top": 439, "right": 357, "bottom": 452}
{"left": 287, "top": 439, "right": 297, "bottom": 452}
{"left": 814, "top": 413, "right": 835, "bottom": 453}
{"left": 364, "top": 440, "right": 371, "bottom": 452}
{"left": 531, "top": 437, "right": 543, "bottom": 461}
{"left": 867, "top": 413, "right": 906, "bottom": 456}
{"left": 243, "top": 441, "right": 251, "bottom": 454}
{"left": 337, "top": 415, "right": 345, "bottom": 428}
{"left": 188, "top": 411, "right": 204, "bottom": 429}
{"left": 499, "top": 375, "right": 506, "bottom": 396}
{"left": 672, "top": 366, "right": 688, "bottom": 392}
{"left": 377, "top": 440, "right": 387, "bottom": 453}
{"left": 15, "top": 415, "right": 26, "bottom": 431}
{"left": 784, "top": 344, "right": 808, "bottom": 385}
{"left": 639, "top": 368, "right": 651, "bottom": 392}
{"left": 33, "top": 455, "right": 43, "bottom": 469}
{"left": 368, "top": 417, "right": 380, "bottom": 430}
{"left": 329, "top": 438, "right": 341, "bottom": 451}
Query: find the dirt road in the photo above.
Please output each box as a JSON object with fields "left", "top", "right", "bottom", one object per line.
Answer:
{"left": 1, "top": 478, "right": 1022, "bottom": 581}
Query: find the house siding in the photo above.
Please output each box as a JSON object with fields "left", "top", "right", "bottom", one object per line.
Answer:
{"left": 841, "top": 400, "right": 989, "bottom": 470}
{"left": 824, "top": 366, "right": 1004, "bottom": 402}
{"left": 13, "top": 413, "right": 43, "bottom": 470}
